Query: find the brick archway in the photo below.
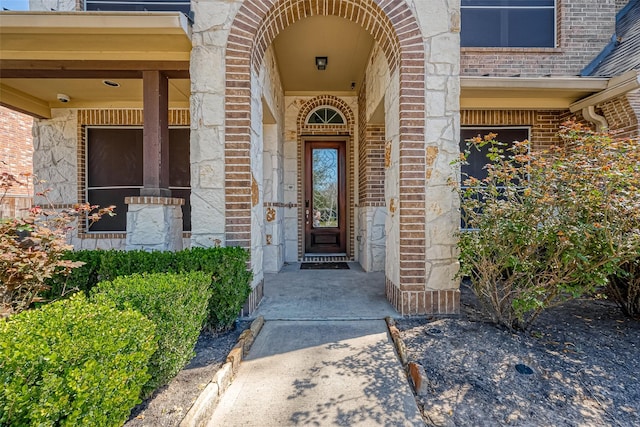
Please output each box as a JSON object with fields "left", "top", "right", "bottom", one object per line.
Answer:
{"left": 224, "top": 0, "right": 427, "bottom": 289}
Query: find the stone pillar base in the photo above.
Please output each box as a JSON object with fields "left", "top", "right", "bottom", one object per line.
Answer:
{"left": 125, "top": 196, "right": 184, "bottom": 252}
{"left": 386, "top": 277, "right": 460, "bottom": 316}
{"left": 240, "top": 279, "right": 264, "bottom": 317}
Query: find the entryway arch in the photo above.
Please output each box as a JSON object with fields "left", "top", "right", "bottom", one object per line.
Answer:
{"left": 224, "top": 0, "right": 428, "bottom": 296}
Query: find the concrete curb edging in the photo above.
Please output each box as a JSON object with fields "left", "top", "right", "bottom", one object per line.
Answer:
{"left": 385, "top": 317, "right": 430, "bottom": 397}
{"left": 180, "top": 316, "right": 265, "bottom": 427}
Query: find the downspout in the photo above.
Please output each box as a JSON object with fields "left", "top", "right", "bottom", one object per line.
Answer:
{"left": 570, "top": 70, "right": 640, "bottom": 132}
{"left": 581, "top": 105, "right": 608, "bottom": 132}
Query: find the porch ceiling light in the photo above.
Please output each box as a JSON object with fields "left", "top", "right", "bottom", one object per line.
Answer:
{"left": 315, "top": 56, "right": 328, "bottom": 71}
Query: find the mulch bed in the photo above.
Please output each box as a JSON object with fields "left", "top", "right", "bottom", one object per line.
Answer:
{"left": 124, "top": 321, "right": 250, "bottom": 427}
{"left": 397, "top": 286, "right": 640, "bottom": 426}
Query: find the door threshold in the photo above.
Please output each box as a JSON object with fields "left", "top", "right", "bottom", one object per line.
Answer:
{"left": 302, "top": 253, "right": 350, "bottom": 263}
{"left": 305, "top": 253, "right": 347, "bottom": 257}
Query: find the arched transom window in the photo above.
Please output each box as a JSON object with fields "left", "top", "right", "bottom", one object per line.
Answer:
{"left": 306, "top": 107, "right": 346, "bottom": 125}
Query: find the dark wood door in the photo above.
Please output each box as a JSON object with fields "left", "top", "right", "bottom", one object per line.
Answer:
{"left": 304, "top": 141, "right": 347, "bottom": 254}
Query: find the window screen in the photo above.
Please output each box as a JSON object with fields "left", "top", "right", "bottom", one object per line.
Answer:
{"left": 459, "top": 127, "right": 530, "bottom": 228}
{"left": 86, "top": 128, "right": 191, "bottom": 232}
{"left": 461, "top": 0, "right": 555, "bottom": 48}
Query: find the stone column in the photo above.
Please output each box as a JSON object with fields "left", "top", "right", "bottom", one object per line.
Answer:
{"left": 125, "top": 196, "right": 184, "bottom": 251}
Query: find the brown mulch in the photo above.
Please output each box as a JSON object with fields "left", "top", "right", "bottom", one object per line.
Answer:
{"left": 397, "top": 286, "right": 640, "bottom": 427}
{"left": 124, "top": 321, "right": 250, "bottom": 427}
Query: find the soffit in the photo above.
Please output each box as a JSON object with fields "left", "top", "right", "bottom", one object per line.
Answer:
{"left": 461, "top": 76, "right": 609, "bottom": 109}
{"left": 0, "top": 12, "right": 192, "bottom": 61}
{"left": 272, "top": 15, "right": 375, "bottom": 94}
{"left": 0, "top": 12, "right": 191, "bottom": 118}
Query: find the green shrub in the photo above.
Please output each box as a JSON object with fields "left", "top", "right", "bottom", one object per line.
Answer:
{"left": 92, "top": 271, "right": 213, "bottom": 396}
{"left": 0, "top": 293, "right": 156, "bottom": 426}
{"left": 177, "top": 247, "right": 253, "bottom": 331}
{"left": 456, "top": 123, "right": 640, "bottom": 330}
{"left": 47, "top": 247, "right": 253, "bottom": 331}
{"left": 44, "top": 249, "right": 104, "bottom": 300}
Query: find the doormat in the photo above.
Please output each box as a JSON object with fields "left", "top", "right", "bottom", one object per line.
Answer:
{"left": 300, "top": 262, "right": 350, "bottom": 270}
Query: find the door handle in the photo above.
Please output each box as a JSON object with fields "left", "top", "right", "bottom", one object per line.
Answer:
{"left": 305, "top": 200, "right": 310, "bottom": 225}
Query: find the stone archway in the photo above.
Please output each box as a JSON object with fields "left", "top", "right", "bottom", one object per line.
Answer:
{"left": 223, "top": 0, "right": 428, "bottom": 303}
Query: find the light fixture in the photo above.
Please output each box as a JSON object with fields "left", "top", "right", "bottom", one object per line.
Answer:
{"left": 102, "top": 80, "right": 120, "bottom": 88}
{"left": 315, "top": 56, "right": 328, "bottom": 71}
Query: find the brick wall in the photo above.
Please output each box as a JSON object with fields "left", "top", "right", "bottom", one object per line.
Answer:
{"left": 0, "top": 106, "right": 33, "bottom": 194}
{"left": 461, "top": 0, "right": 618, "bottom": 77}
{"left": 461, "top": 109, "right": 572, "bottom": 148}
{"left": 357, "top": 84, "right": 385, "bottom": 207}
{"left": 599, "top": 92, "right": 640, "bottom": 139}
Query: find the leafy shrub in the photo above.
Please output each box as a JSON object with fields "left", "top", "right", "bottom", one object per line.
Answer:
{"left": 456, "top": 123, "right": 640, "bottom": 330}
{"left": 0, "top": 170, "right": 113, "bottom": 317}
{"left": 47, "top": 247, "right": 252, "bottom": 331}
{"left": 92, "top": 272, "right": 213, "bottom": 396}
{"left": 608, "top": 259, "right": 640, "bottom": 319}
{"left": 0, "top": 293, "right": 156, "bottom": 426}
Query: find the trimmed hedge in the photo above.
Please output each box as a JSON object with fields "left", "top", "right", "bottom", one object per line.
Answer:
{"left": 92, "top": 272, "right": 213, "bottom": 397}
{"left": 0, "top": 294, "right": 156, "bottom": 426}
{"left": 46, "top": 247, "right": 253, "bottom": 331}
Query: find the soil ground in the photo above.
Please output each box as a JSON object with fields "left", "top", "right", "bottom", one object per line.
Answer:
{"left": 124, "top": 321, "right": 250, "bottom": 427}
{"left": 121, "top": 285, "right": 639, "bottom": 427}
{"left": 397, "top": 285, "right": 640, "bottom": 427}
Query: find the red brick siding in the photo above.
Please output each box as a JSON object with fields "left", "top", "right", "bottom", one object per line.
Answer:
{"left": 599, "top": 93, "right": 640, "bottom": 139}
{"left": 0, "top": 106, "right": 33, "bottom": 208}
{"left": 357, "top": 84, "right": 385, "bottom": 207}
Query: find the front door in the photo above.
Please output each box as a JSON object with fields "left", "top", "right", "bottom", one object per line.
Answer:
{"left": 304, "top": 141, "right": 346, "bottom": 254}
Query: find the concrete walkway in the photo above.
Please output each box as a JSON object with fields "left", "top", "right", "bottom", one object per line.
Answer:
{"left": 253, "top": 262, "right": 399, "bottom": 320}
{"left": 207, "top": 263, "right": 424, "bottom": 426}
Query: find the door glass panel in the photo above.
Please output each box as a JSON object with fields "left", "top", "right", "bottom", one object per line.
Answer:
{"left": 312, "top": 148, "right": 339, "bottom": 228}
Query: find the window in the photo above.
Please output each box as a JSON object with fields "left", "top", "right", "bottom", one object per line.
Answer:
{"left": 86, "top": 127, "right": 191, "bottom": 232}
{"left": 461, "top": 0, "right": 556, "bottom": 48}
{"left": 306, "top": 107, "right": 345, "bottom": 124}
{"left": 85, "top": 0, "right": 191, "bottom": 14}
{"left": 460, "top": 127, "right": 530, "bottom": 228}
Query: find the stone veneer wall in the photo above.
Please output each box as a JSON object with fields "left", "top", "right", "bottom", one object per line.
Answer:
{"left": 461, "top": 0, "right": 619, "bottom": 77}
{"left": 357, "top": 45, "right": 388, "bottom": 273}
{"left": 250, "top": 46, "right": 285, "bottom": 286}
{"left": 32, "top": 108, "right": 191, "bottom": 251}
{"left": 28, "top": 0, "right": 77, "bottom": 11}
